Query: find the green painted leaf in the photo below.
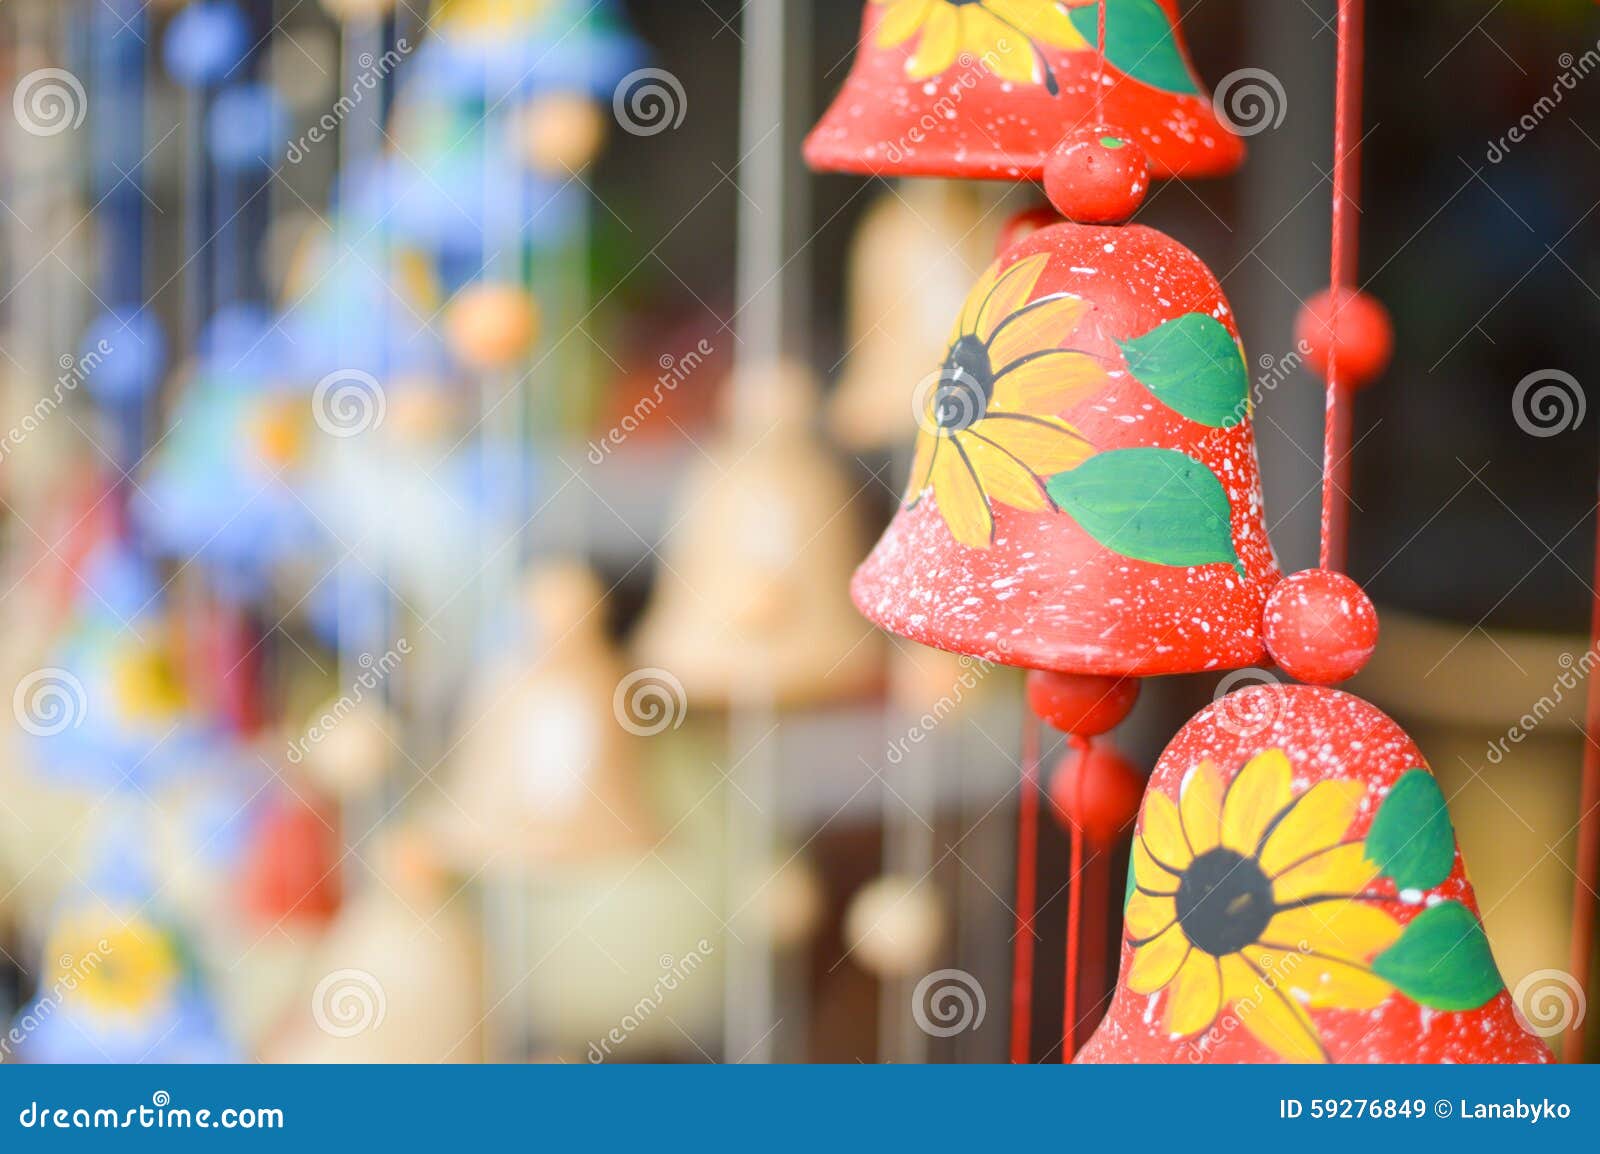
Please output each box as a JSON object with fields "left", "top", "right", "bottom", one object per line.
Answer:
{"left": 1068, "top": 0, "right": 1200, "bottom": 96}
{"left": 1372, "top": 901, "right": 1504, "bottom": 1011}
{"left": 1046, "top": 448, "right": 1242, "bottom": 573}
{"left": 1124, "top": 856, "right": 1137, "bottom": 913}
{"left": 1366, "top": 769, "right": 1456, "bottom": 890}
{"left": 1118, "top": 313, "right": 1249, "bottom": 428}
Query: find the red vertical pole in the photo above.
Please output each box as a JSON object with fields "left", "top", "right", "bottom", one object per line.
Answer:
{"left": 1010, "top": 712, "right": 1041, "bottom": 1064}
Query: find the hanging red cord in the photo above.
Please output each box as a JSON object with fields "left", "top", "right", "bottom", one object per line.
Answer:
{"left": 1061, "top": 734, "right": 1089, "bottom": 1062}
{"left": 1320, "top": 0, "right": 1364, "bottom": 572}
{"left": 1009, "top": 712, "right": 1041, "bottom": 1064}
{"left": 1565, "top": 525, "right": 1600, "bottom": 1062}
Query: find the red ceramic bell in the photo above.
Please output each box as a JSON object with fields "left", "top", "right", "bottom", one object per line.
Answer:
{"left": 1077, "top": 683, "right": 1552, "bottom": 1064}
{"left": 806, "top": 0, "right": 1244, "bottom": 181}
{"left": 852, "top": 220, "right": 1279, "bottom": 676}
{"left": 240, "top": 793, "right": 341, "bottom": 925}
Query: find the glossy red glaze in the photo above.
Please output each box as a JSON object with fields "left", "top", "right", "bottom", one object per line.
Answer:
{"left": 1295, "top": 287, "right": 1394, "bottom": 391}
{"left": 1043, "top": 129, "right": 1150, "bottom": 223}
{"left": 1077, "top": 685, "right": 1552, "bottom": 1064}
{"left": 1026, "top": 669, "right": 1139, "bottom": 735}
{"left": 805, "top": 0, "right": 1244, "bottom": 181}
{"left": 241, "top": 796, "right": 341, "bottom": 924}
{"left": 1048, "top": 742, "right": 1144, "bottom": 848}
{"left": 1263, "top": 568, "right": 1378, "bottom": 686}
{"left": 851, "top": 221, "right": 1282, "bottom": 676}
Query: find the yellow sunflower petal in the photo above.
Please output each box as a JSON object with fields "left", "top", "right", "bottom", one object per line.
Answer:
{"left": 1258, "top": 779, "right": 1367, "bottom": 876}
{"left": 1260, "top": 901, "right": 1403, "bottom": 964}
{"left": 1220, "top": 954, "right": 1326, "bottom": 1063}
{"left": 1165, "top": 950, "right": 1223, "bottom": 1037}
{"left": 931, "top": 439, "right": 994, "bottom": 548}
{"left": 987, "top": 295, "right": 1087, "bottom": 367}
{"left": 985, "top": 0, "right": 1090, "bottom": 50}
{"left": 989, "top": 350, "right": 1105, "bottom": 418}
{"left": 1127, "top": 923, "right": 1189, "bottom": 995}
{"left": 1132, "top": 835, "right": 1179, "bottom": 894}
{"left": 1179, "top": 759, "right": 1226, "bottom": 857}
{"left": 975, "top": 253, "right": 1049, "bottom": 344}
{"left": 954, "top": 257, "right": 1003, "bottom": 342}
{"left": 1220, "top": 748, "right": 1294, "bottom": 855}
{"left": 961, "top": 7, "right": 1039, "bottom": 86}
{"left": 958, "top": 430, "right": 1048, "bottom": 512}
{"left": 1271, "top": 842, "right": 1382, "bottom": 905}
{"left": 906, "top": 3, "right": 962, "bottom": 79}
{"left": 972, "top": 413, "right": 1091, "bottom": 478}
{"left": 1125, "top": 889, "right": 1176, "bottom": 942}
{"left": 1139, "top": 789, "right": 1193, "bottom": 874}
{"left": 876, "top": 0, "right": 933, "bottom": 47}
{"left": 1244, "top": 943, "right": 1393, "bottom": 1012}
{"left": 904, "top": 428, "right": 938, "bottom": 503}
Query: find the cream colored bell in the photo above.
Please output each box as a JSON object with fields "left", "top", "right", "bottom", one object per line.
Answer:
{"left": 844, "top": 874, "right": 946, "bottom": 978}
{"left": 632, "top": 362, "right": 883, "bottom": 707}
{"left": 828, "top": 182, "right": 995, "bottom": 450}
{"left": 428, "top": 563, "right": 652, "bottom": 872}
{"left": 263, "top": 828, "right": 483, "bottom": 1063}
{"left": 294, "top": 695, "right": 396, "bottom": 801}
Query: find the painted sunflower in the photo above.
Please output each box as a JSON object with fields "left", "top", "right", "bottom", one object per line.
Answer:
{"left": 1124, "top": 749, "right": 1403, "bottom": 1063}
{"left": 873, "top": 0, "right": 1090, "bottom": 91}
{"left": 905, "top": 252, "right": 1099, "bottom": 549}
{"left": 49, "top": 915, "right": 181, "bottom": 1016}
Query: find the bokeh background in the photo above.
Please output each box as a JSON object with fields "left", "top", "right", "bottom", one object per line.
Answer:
{"left": 0, "top": 0, "right": 1595, "bottom": 1063}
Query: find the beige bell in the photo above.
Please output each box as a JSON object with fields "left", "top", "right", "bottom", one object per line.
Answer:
{"left": 428, "top": 563, "right": 652, "bottom": 872}
{"left": 632, "top": 362, "right": 883, "bottom": 708}
{"left": 827, "top": 182, "right": 995, "bottom": 450}
{"left": 263, "top": 829, "right": 483, "bottom": 1063}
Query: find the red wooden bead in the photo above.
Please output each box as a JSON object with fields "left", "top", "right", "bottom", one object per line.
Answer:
{"left": 1294, "top": 288, "right": 1394, "bottom": 390}
{"left": 1026, "top": 670, "right": 1140, "bottom": 736}
{"left": 1263, "top": 569, "right": 1379, "bottom": 686}
{"left": 1042, "top": 129, "right": 1150, "bottom": 225}
{"left": 1048, "top": 743, "right": 1144, "bottom": 849}
{"left": 994, "top": 204, "right": 1060, "bottom": 257}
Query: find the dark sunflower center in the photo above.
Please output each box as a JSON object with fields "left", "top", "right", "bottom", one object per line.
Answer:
{"left": 935, "top": 334, "right": 994, "bottom": 432}
{"left": 1174, "top": 847, "right": 1275, "bottom": 957}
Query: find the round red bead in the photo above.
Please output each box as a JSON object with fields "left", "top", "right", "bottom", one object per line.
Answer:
{"left": 1042, "top": 129, "right": 1150, "bottom": 225}
{"left": 1294, "top": 288, "right": 1394, "bottom": 390}
{"left": 1048, "top": 743, "right": 1144, "bottom": 849}
{"left": 1263, "top": 569, "right": 1379, "bottom": 686}
{"left": 1025, "top": 670, "right": 1140, "bottom": 736}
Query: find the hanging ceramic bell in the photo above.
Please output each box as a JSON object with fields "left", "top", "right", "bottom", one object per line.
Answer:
{"left": 263, "top": 828, "right": 483, "bottom": 1063}
{"left": 853, "top": 220, "right": 1279, "bottom": 677}
{"left": 828, "top": 181, "right": 995, "bottom": 450}
{"left": 428, "top": 563, "right": 652, "bottom": 872}
{"left": 806, "top": 0, "right": 1244, "bottom": 181}
{"left": 632, "top": 361, "right": 884, "bottom": 707}
{"left": 1077, "top": 683, "right": 1552, "bottom": 1064}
